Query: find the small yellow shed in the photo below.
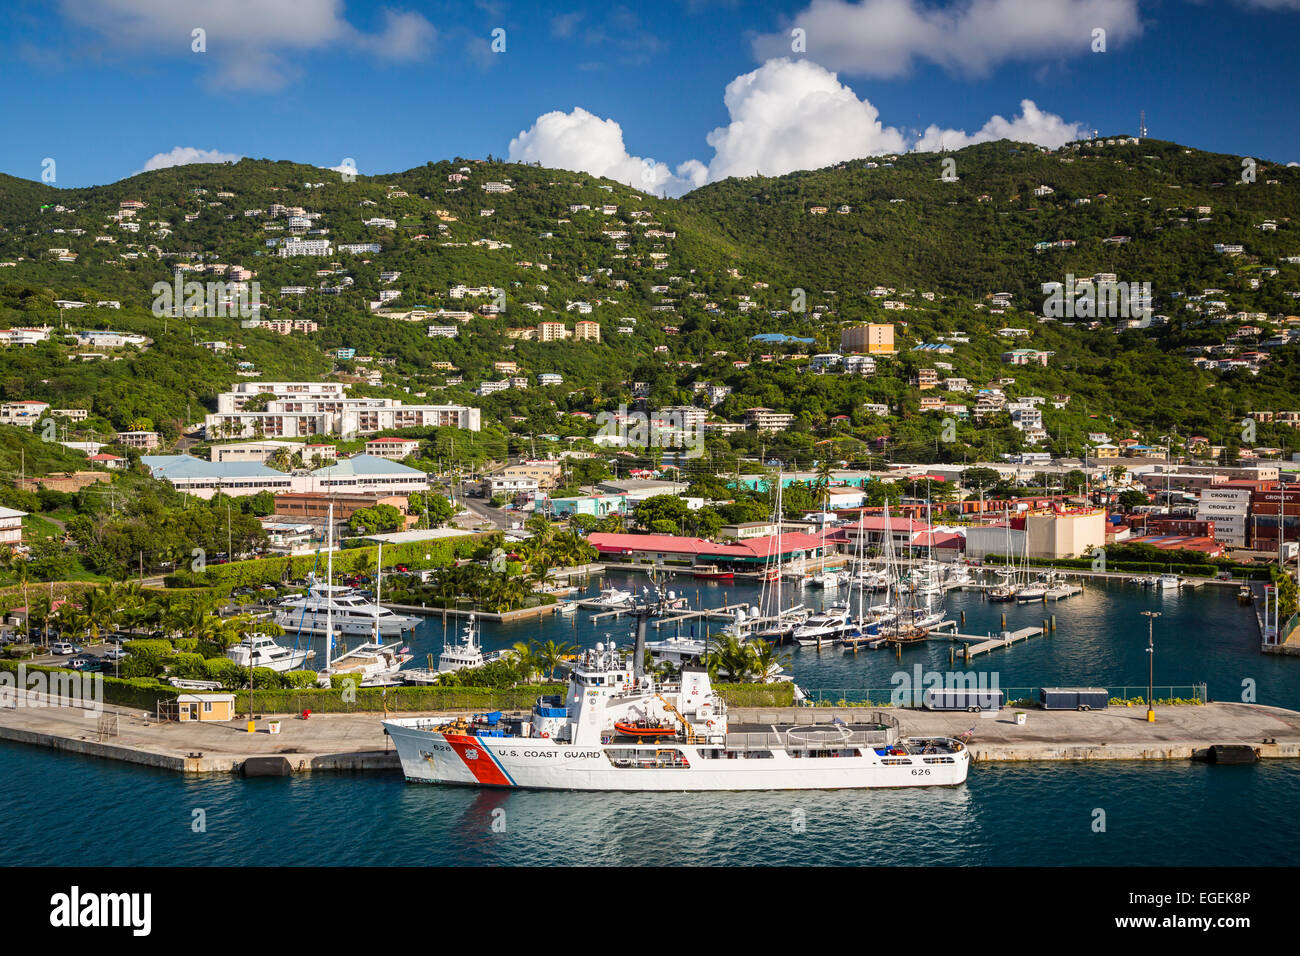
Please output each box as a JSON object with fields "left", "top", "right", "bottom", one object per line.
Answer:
{"left": 176, "top": 693, "right": 237, "bottom": 722}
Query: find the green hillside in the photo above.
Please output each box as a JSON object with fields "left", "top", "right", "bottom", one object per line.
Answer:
{"left": 0, "top": 138, "right": 1297, "bottom": 470}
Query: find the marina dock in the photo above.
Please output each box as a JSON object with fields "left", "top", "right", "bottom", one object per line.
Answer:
{"left": 936, "top": 624, "right": 1049, "bottom": 659}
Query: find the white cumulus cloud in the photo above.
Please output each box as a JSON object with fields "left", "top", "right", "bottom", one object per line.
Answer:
{"left": 753, "top": 0, "right": 1143, "bottom": 77}
{"left": 507, "top": 107, "right": 701, "bottom": 196}
{"left": 138, "top": 146, "right": 242, "bottom": 173}
{"left": 700, "top": 58, "right": 907, "bottom": 182}
{"left": 507, "top": 59, "right": 1089, "bottom": 195}
{"left": 914, "top": 98, "right": 1087, "bottom": 151}
{"left": 59, "top": 0, "right": 435, "bottom": 91}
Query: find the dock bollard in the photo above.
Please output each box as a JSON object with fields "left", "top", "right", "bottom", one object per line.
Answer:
{"left": 1051, "top": 615, "right": 1056, "bottom": 632}
{"left": 1042, "top": 618, "right": 1048, "bottom": 637}
{"left": 949, "top": 646, "right": 954, "bottom": 665}
{"left": 960, "top": 610, "right": 966, "bottom": 626}
{"left": 1000, "top": 612, "right": 1006, "bottom": 629}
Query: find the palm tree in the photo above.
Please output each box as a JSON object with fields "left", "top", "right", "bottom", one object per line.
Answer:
{"left": 813, "top": 459, "right": 835, "bottom": 513}
{"left": 80, "top": 586, "right": 117, "bottom": 644}
{"left": 745, "top": 638, "right": 790, "bottom": 684}
{"left": 507, "top": 641, "right": 543, "bottom": 683}
{"left": 536, "top": 639, "right": 575, "bottom": 680}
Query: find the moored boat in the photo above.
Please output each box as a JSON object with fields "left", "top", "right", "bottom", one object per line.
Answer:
{"left": 383, "top": 641, "right": 970, "bottom": 791}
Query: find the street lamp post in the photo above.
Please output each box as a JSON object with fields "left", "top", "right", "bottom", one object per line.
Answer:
{"left": 1141, "top": 610, "right": 1160, "bottom": 723}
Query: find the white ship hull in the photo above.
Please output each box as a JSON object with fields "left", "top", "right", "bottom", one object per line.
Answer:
{"left": 384, "top": 722, "right": 970, "bottom": 791}
{"left": 275, "top": 606, "right": 415, "bottom": 637}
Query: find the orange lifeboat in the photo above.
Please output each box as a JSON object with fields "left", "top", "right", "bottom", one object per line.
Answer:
{"left": 614, "top": 721, "right": 678, "bottom": 739}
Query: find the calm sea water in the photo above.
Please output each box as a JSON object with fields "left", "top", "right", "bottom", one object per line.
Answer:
{"left": 3, "top": 571, "right": 1297, "bottom": 867}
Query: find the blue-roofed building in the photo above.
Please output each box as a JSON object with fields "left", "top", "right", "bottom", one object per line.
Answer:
{"left": 140, "top": 455, "right": 294, "bottom": 499}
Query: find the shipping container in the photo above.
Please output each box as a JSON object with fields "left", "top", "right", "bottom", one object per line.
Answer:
{"left": 1039, "top": 687, "right": 1109, "bottom": 711}
{"left": 923, "top": 687, "right": 1005, "bottom": 712}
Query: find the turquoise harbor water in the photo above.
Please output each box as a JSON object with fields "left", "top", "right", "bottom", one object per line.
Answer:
{"left": 3, "top": 572, "right": 1300, "bottom": 867}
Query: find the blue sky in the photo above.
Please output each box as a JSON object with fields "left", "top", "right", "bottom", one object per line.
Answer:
{"left": 3, "top": 0, "right": 1298, "bottom": 192}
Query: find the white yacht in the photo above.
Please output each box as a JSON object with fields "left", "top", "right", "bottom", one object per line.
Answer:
{"left": 644, "top": 634, "right": 708, "bottom": 666}
{"left": 276, "top": 580, "right": 418, "bottom": 638}
{"left": 330, "top": 640, "right": 413, "bottom": 686}
{"left": 402, "top": 615, "right": 507, "bottom": 684}
{"left": 1156, "top": 573, "right": 1181, "bottom": 591}
{"left": 792, "top": 604, "right": 853, "bottom": 646}
{"left": 590, "top": 586, "right": 635, "bottom": 609}
{"left": 226, "top": 633, "right": 313, "bottom": 673}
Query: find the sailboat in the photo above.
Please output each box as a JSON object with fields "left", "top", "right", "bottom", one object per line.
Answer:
{"left": 988, "top": 515, "right": 1023, "bottom": 603}
{"left": 752, "top": 474, "right": 807, "bottom": 644}
{"left": 875, "top": 501, "right": 931, "bottom": 646}
{"left": 317, "top": 530, "right": 413, "bottom": 686}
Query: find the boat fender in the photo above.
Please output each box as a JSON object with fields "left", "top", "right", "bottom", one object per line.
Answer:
{"left": 540, "top": 731, "right": 550, "bottom": 738}
{"left": 706, "top": 719, "right": 716, "bottom": 728}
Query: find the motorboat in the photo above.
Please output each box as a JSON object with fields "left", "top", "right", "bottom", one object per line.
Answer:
{"left": 226, "top": 633, "right": 313, "bottom": 672}
{"left": 276, "top": 580, "right": 418, "bottom": 638}
{"left": 792, "top": 605, "right": 853, "bottom": 646}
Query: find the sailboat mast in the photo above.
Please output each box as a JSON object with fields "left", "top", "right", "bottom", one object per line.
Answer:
{"left": 775, "top": 471, "right": 782, "bottom": 617}
{"left": 326, "top": 503, "right": 334, "bottom": 668}
{"left": 374, "top": 540, "right": 383, "bottom": 644}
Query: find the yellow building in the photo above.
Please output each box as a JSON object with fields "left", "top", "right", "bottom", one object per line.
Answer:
{"left": 173, "top": 693, "right": 237, "bottom": 722}
{"left": 840, "top": 324, "right": 896, "bottom": 355}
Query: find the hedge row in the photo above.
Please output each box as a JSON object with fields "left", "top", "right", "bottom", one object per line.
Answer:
{"left": 232, "top": 680, "right": 794, "bottom": 714}
{"left": 714, "top": 682, "right": 797, "bottom": 707}
{"left": 234, "top": 683, "right": 568, "bottom": 714}
{"left": 0, "top": 660, "right": 178, "bottom": 710}
{"left": 164, "top": 533, "right": 490, "bottom": 589}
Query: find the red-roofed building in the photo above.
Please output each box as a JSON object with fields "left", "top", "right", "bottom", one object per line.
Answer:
{"left": 587, "top": 531, "right": 829, "bottom": 567}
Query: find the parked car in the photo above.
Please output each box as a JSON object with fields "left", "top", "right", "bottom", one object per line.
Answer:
{"left": 104, "top": 648, "right": 129, "bottom": 662}
{"left": 68, "top": 654, "right": 102, "bottom": 672}
{"left": 49, "top": 642, "right": 80, "bottom": 656}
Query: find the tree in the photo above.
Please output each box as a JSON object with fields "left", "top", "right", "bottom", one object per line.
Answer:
{"left": 1117, "top": 489, "right": 1149, "bottom": 511}
{"left": 960, "top": 467, "right": 1002, "bottom": 492}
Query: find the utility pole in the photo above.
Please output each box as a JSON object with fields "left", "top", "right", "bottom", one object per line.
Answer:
{"left": 1141, "top": 610, "right": 1160, "bottom": 723}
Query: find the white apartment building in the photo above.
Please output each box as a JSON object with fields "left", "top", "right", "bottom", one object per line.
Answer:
{"left": 278, "top": 238, "right": 333, "bottom": 257}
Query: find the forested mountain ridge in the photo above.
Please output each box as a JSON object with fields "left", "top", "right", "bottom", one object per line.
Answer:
{"left": 0, "top": 136, "right": 1297, "bottom": 469}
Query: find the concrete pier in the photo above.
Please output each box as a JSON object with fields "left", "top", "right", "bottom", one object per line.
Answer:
{"left": 4, "top": 694, "right": 1299, "bottom": 774}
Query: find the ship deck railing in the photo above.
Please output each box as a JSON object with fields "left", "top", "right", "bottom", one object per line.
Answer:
{"left": 724, "top": 724, "right": 898, "bottom": 752}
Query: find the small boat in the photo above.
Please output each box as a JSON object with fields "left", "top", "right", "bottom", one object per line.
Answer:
{"left": 590, "top": 587, "right": 635, "bottom": 609}
{"left": 614, "top": 720, "right": 678, "bottom": 739}
{"left": 1155, "top": 573, "right": 1181, "bottom": 591}
{"left": 558, "top": 602, "right": 578, "bottom": 615}
{"left": 693, "top": 565, "right": 734, "bottom": 581}
{"left": 1238, "top": 585, "right": 1253, "bottom": 604}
